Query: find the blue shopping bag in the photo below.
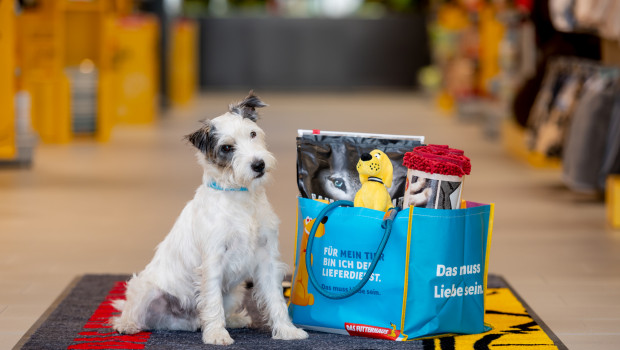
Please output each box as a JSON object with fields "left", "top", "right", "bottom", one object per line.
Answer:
{"left": 288, "top": 197, "right": 494, "bottom": 341}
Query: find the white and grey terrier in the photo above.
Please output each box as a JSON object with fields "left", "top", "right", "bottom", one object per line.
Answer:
{"left": 111, "top": 92, "right": 308, "bottom": 345}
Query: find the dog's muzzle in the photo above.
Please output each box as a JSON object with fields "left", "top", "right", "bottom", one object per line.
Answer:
{"left": 251, "top": 159, "right": 266, "bottom": 178}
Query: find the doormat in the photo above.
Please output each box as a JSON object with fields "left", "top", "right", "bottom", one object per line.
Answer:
{"left": 14, "top": 274, "right": 567, "bottom": 350}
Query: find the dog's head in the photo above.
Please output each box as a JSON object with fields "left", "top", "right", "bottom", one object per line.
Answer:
{"left": 356, "top": 149, "right": 393, "bottom": 188}
{"left": 186, "top": 92, "right": 276, "bottom": 188}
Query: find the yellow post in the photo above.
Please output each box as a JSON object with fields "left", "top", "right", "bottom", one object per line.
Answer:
{"left": 169, "top": 19, "right": 198, "bottom": 106}
{"left": 95, "top": 14, "right": 119, "bottom": 142}
{"left": 478, "top": 4, "right": 504, "bottom": 96}
{"left": 0, "top": 0, "right": 17, "bottom": 159}
{"left": 23, "top": 72, "right": 72, "bottom": 143}
{"left": 112, "top": 15, "right": 159, "bottom": 125}
{"left": 17, "top": 0, "right": 72, "bottom": 143}
{"left": 607, "top": 175, "right": 620, "bottom": 229}
{"left": 17, "top": 0, "right": 158, "bottom": 142}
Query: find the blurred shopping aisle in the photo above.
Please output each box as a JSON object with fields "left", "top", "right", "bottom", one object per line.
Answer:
{"left": 0, "top": 91, "right": 619, "bottom": 349}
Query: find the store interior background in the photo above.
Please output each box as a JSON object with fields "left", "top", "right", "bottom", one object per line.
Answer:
{"left": 1, "top": 0, "right": 620, "bottom": 349}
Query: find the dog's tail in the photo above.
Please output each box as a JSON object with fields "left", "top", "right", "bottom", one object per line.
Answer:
{"left": 112, "top": 299, "right": 126, "bottom": 312}
{"left": 112, "top": 274, "right": 137, "bottom": 312}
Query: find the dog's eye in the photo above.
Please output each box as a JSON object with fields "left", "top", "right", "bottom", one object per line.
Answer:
{"left": 250, "top": 131, "right": 257, "bottom": 138}
{"left": 374, "top": 153, "right": 381, "bottom": 159}
{"left": 220, "top": 145, "right": 233, "bottom": 153}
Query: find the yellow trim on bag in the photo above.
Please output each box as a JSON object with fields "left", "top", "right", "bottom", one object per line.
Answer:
{"left": 400, "top": 206, "right": 414, "bottom": 334}
{"left": 483, "top": 203, "right": 495, "bottom": 314}
{"left": 288, "top": 202, "right": 301, "bottom": 308}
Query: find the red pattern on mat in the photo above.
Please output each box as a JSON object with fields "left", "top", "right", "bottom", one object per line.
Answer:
{"left": 68, "top": 281, "right": 152, "bottom": 350}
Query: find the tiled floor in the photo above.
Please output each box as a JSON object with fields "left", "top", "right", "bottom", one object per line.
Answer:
{"left": 1, "top": 92, "right": 619, "bottom": 349}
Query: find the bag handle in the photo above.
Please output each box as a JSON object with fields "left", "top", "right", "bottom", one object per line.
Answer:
{"left": 305, "top": 200, "right": 397, "bottom": 300}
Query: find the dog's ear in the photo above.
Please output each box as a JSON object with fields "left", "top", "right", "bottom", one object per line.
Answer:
{"left": 229, "top": 91, "right": 267, "bottom": 122}
{"left": 381, "top": 154, "right": 394, "bottom": 188}
{"left": 358, "top": 172, "right": 368, "bottom": 184}
{"left": 185, "top": 121, "right": 212, "bottom": 154}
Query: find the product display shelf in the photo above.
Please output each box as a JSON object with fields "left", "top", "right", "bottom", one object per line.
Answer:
{"left": 501, "top": 119, "right": 561, "bottom": 169}
{"left": 607, "top": 175, "right": 620, "bottom": 229}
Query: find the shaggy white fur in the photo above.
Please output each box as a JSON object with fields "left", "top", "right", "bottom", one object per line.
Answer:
{"left": 111, "top": 93, "right": 308, "bottom": 345}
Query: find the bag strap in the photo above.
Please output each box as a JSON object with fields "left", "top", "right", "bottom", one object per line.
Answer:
{"left": 305, "top": 200, "right": 397, "bottom": 300}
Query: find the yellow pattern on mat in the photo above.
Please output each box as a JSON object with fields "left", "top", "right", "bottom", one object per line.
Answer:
{"left": 430, "top": 288, "right": 559, "bottom": 349}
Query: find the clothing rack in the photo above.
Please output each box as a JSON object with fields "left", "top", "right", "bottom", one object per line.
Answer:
{"left": 526, "top": 57, "right": 620, "bottom": 193}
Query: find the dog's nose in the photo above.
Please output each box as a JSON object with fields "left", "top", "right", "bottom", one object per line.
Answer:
{"left": 360, "top": 153, "right": 372, "bottom": 161}
{"left": 251, "top": 159, "right": 265, "bottom": 174}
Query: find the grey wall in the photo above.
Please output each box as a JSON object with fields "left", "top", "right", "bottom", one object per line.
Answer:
{"left": 198, "top": 15, "right": 431, "bottom": 90}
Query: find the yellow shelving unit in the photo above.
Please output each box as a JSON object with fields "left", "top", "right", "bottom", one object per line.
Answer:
{"left": 0, "top": 0, "right": 17, "bottom": 159}
{"left": 169, "top": 19, "right": 198, "bottom": 106}
{"left": 501, "top": 119, "right": 562, "bottom": 169}
{"left": 607, "top": 175, "right": 620, "bottom": 229}
{"left": 17, "top": 0, "right": 71, "bottom": 143}
{"left": 113, "top": 15, "right": 159, "bottom": 124}
{"left": 15, "top": 0, "right": 158, "bottom": 143}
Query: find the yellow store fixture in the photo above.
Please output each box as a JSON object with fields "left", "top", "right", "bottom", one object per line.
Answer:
{"left": 607, "top": 175, "right": 620, "bottom": 229}
{"left": 0, "top": 0, "right": 17, "bottom": 158}
{"left": 23, "top": 72, "right": 72, "bottom": 143}
{"left": 64, "top": 0, "right": 128, "bottom": 141}
{"left": 478, "top": 5, "right": 504, "bottom": 96}
{"left": 113, "top": 15, "right": 159, "bottom": 124}
{"left": 501, "top": 119, "right": 562, "bottom": 169}
{"left": 169, "top": 19, "right": 198, "bottom": 106}
{"left": 16, "top": 0, "right": 157, "bottom": 143}
{"left": 17, "top": 0, "right": 72, "bottom": 143}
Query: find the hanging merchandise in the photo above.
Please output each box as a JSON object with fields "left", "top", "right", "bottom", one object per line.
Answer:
{"left": 599, "top": 94, "right": 620, "bottom": 189}
{"left": 572, "top": 0, "right": 607, "bottom": 30}
{"left": 599, "top": 1, "right": 620, "bottom": 42}
{"left": 562, "top": 72, "right": 619, "bottom": 193}
{"left": 549, "top": 0, "right": 577, "bottom": 32}
{"left": 526, "top": 59, "right": 587, "bottom": 159}
{"left": 550, "top": 0, "right": 620, "bottom": 43}
{"left": 526, "top": 57, "right": 620, "bottom": 192}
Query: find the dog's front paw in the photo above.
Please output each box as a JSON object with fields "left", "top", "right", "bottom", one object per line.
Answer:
{"left": 110, "top": 317, "right": 142, "bottom": 335}
{"left": 202, "top": 328, "right": 234, "bottom": 345}
{"left": 272, "top": 325, "right": 308, "bottom": 340}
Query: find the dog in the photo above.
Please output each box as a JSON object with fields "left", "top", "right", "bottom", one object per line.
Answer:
{"left": 111, "top": 92, "right": 308, "bottom": 345}
{"left": 353, "top": 149, "right": 393, "bottom": 211}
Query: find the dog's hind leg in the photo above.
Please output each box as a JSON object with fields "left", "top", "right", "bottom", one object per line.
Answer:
{"left": 144, "top": 292, "right": 200, "bottom": 332}
{"left": 224, "top": 283, "right": 252, "bottom": 329}
{"left": 111, "top": 276, "right": 159, "bottom": 334}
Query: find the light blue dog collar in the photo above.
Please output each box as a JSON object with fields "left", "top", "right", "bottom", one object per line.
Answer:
{"left": 208, "top": 181, "right": 248, "bottom": 192}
